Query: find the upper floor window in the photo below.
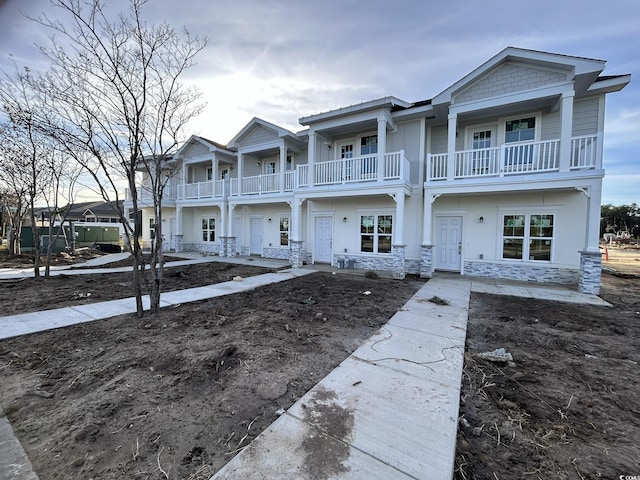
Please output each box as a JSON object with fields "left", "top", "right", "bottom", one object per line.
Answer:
{"left": 360, "top": 135, "right": 378, "bottom": 155}
{"left": 505, "top": 117, "right": 535, "bottom": 143}
{"left": 220, "top": 168, "right": 229, "bottom": 179}
{"left": 341, "top": 144, "right": 353, "bottom": 159}
{"left": 266, "top": 161, "right": 276, "bottom": 174}
{"left": 286, "top": 154, "right": 294, "bottom": 171}
{"left": 206, "top": 167, "right": 213, "bottom": 181}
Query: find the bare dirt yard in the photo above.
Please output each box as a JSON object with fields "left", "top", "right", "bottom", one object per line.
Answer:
{"left": 0, "top": 255, "right": 426, "bottom": 479}
{"left": 455, "top": 246, "right": 640, "bottom": 480}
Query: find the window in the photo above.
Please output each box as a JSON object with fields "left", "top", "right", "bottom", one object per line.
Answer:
{"left": 265, "top": 162, "right": 276, "bottom": 174}
{"left": 360, "top": 135, "right": 378, "bottom": 155}
{"left": 505, "top": 117, "right": 535, "bottom": 143}
{"left": 505, "top": 117, "right": 536, "bottom": 165}
{"left": 149, "top": 218, "right": 156, "bottom": 239}
{"left": 279, "top": 217, "right": 289, "bottom": 246}
{"left": 341, "top": 144, "right": 353, "bottom": 159}
{"left": 206, "top": 167, "right": 213, "bottom": 181}
{"left": 473, "top": 130, "right": 492, "bottom": 149}
{"left": 502, "top": 214, "right": 553, "bottom": 261}
{"left": 202, "top": 218, "right": 215, "bottom": 242}
{"left": 360, "top": 135, "right": 378, "bottom": 177}
{"left": 286, "top": 154, "right": 293, "bottom": 171}
{"left": 360, "top": 215, "right": 392, "bottom": 254}
{"left": 220, "top": 168, "right": 229, "bottom": 179}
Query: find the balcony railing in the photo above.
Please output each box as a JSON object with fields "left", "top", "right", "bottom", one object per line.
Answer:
{"left": 125, "top": 186, "right": 177, "bottom": 202}
{"left": 427, "top": 136, "right": 597, "bottom": 181}
{"left": 297, "top": 150, "right": 409, "bottom": 187}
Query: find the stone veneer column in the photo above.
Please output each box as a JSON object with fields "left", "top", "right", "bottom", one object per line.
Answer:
{"left": 218, "top": 236, "right": 228, "bottom": 257}
{"left": 392, "top": 244, "right": 406, "bottom": 280}
{"left": 578, "top": 250, "right": 602, "bottom": 295}
{"left": 420, "top": 244, "right": 434, "bottom": 278}
{"left": 290, "top": 240, "right": 304, "bottom": 268}
{"left": 226, "top": 236, "right": 237, "bottom": 257}
{"left": 174, "top": 234, "right": 183, "bottom": 253}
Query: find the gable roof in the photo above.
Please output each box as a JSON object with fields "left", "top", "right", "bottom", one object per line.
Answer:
{"left": 174, "top": 135, "right": 235, "bottom": 158}
{"left": 432, "top": 47, "right": 608, "bottom": 108}
{"left": 227, "top": 117, "right": 300, "bottom": 149}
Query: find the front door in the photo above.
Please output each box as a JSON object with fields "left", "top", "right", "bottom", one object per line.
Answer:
{"left": 435, "top": 216, "right": 462, "bottom": 271}
{"left": 250, "top": 217, "right": 262, "bottom": 255}
{"left": 314, "top": 216, "right": 333, "bottom": 263}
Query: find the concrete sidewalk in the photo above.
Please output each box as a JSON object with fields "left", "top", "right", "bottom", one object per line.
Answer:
{"left": 0, "top": 262, "right": 610, "bottom": 480}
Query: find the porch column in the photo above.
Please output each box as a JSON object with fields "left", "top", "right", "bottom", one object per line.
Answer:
{"left": 175, "top": 206, "right": 183, "bottom": 252}
{"left": 237, "top": 154, "right": 244, "bottom": 195}
{"left": 393, "top": 191, "right": 404, "bottom": 245}
{"left": 227, "top": 202, "right": 236, "bottom": 257}
{"left": 559, "top": 90, "right": 574, "bottom": 172}
{"left": 212, "top": 157, "right": 218, "bottom": 195}
{"left": 583, "top": 183, "right": 601, "bottom": 253}
{"left": 279, "top": 145, "right": 286, "bottom": 193}
{"left": 447, "top": 113, "right": 457, "bottom": 180}
{"left": 420, "top": 193, "right": 436, "bottom": 278}
{"left": 180, "top": 163, "right": 187, "bottom": 199}
{"left": 308, "top": 131, "right": 316, "bottom": 186}
{"left": 289, "top": 197, "right": 305, "bottom": 268}
{"left": 377, "top": 117, "right": 387, "bottom": 182}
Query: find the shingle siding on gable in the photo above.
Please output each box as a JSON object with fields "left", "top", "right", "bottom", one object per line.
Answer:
{"left": 185, "top": 142, "right": 210, "bottom": 158}
{"left": 454, "top": 63, "right": 567, "bottom": 104}
{"left": 242, "top": 125, "right": 279, "bottom": 147}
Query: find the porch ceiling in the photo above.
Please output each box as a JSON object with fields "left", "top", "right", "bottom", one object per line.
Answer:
{"left": 456, "top": 94, "right": 559, "bottom": 123}
{"left": 313, "top": 118, "right": 378, "bottom": 138}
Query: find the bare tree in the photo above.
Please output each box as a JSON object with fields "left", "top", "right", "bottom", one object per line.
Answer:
{"left": 0, "top": 113, "right": 46, "bottom": 273}
{"left": 29, "top": 0, "right": 207, "bottom": 315}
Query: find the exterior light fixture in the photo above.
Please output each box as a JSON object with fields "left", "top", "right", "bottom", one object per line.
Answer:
{"left": 479, "top": 216, "right": 484, "bottom": 223}
{"left": 343, "top": 217, "right": 347, "bottom": 222}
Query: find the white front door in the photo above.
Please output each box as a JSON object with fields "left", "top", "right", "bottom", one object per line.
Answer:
{"left": 435, "top": 216, "right": 462, "bottom": 271}
{"left": 314, "top": 216, "right": 332, "bottom": 263}
{"left": 250, "top": 217, "right": 262, "bottom": 255}
{"left": 169, "top": 218, "right": 176, "bottom": 251}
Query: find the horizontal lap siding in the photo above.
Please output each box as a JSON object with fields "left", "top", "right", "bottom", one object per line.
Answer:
{"left": 572, "top": 97, "right": 599, "bottom": 137}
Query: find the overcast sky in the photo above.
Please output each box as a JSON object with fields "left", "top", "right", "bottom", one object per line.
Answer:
{"left": 0, "top": 0, "right": 638, "bottom": 205}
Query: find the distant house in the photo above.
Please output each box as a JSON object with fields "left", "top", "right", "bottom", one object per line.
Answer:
{"left": 124, "top": 47, "right": 630, "bottom": 295}
{"left": 60, "top": 201, "right": 124, "bottom": 224}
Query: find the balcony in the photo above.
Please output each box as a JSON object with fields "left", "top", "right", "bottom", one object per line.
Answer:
{"left": 168, "top": 150, "right": 410, "bottom": 201}
{"left": 125, "top": 185, "right": 177, "bottom": 204}
{"left": 297, "top": 151, "right": 410, "bottom": 187}
{"left": 427, "top": 136, "right": 597, "bottom": 181}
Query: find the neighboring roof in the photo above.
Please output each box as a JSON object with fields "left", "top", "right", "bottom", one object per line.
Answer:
{"left": 299, "top": 96, "right": 411, "bottom": 125}
{"left": 62, "top": 201, "right": 123, "bottom": 218}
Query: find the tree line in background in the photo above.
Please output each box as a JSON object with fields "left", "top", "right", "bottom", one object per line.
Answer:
{"left": 0, "top": 0, "right": 207, "bottom": 316}
{"left": 600, "top": 203, "right": 640, "bottom": 241}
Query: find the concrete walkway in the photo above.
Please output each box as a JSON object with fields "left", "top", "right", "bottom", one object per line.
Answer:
{"left": 0, "top": 258, "right": 610, "bottom": 480}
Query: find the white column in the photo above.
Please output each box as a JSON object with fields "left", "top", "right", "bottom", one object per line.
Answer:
{"left": 394, "top": 191, "right": 404, "bottom": 245}
{"left": 447, "top": 113, "right": 457, "bottom": 180}
{"left": 227, "top": 202, "right": 235, "bottom": 238}
{"left": 422, "top": 193, "right": 434, "bottom": 245}
{"left": 559, "top": 90, "right": 574, "bottom": 172}
{"left": 584, "top": 183, "right": 602, "bottom": 253}
{"left": 176, "top": 206, "right": 183, "bottom": 235}
{"left": 212, "top": 156, "right": 218, "bottom": 194}
{"left": 377, "top": 117, "right": 387, "bottom": 182}
{"left": 237, "top": 154, "right": 243, "bottom": 195}
{"left": 290, "top": 197, "right": 304, "bottom": 241}
{"left": 219, "top": 202, "right": 227, "bottom": 238}
{"left": 308, "top": 131, "right": 316, "bottom": 186}
{"left": 279, "top": 145, "right": 286, "bottom": 193}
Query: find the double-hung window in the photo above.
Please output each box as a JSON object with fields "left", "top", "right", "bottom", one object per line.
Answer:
{"left": 502, "top": 214, "right": 553, "bottom": 261}
{"left": 504, "top": 117, "right": 536, "bottom": 166}
{"left": 202, "top": 218, "right": 215, "bottom": 242}
{"left": 360, "top": 215, "right": 392, "bottom": 254}
{"left": 360, "top": 135, "right": 378, "bottom": 178}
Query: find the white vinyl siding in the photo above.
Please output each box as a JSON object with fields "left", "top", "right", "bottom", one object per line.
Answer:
{"left": 572, "top": 97, "right": 600, "bottom": 137}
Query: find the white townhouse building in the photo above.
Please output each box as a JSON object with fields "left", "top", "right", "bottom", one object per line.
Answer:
{"left": 125, "top": 47, "right": 630, "bottom": 294}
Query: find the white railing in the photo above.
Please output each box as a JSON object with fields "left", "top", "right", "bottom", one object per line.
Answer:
{"left": 428, "top": 136, "right": 595, "bottom": 181}
{"left": 298, "top": 150, "right": 408, "bottom": 187}
{"left": 571, "top": 135, "right": 597, "bottom": 169}
{"left": 284, "top": 171, "right": 295, "bottom": 191}
{"left": 125, "top": 185, "right": 177, "bottom": 202}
